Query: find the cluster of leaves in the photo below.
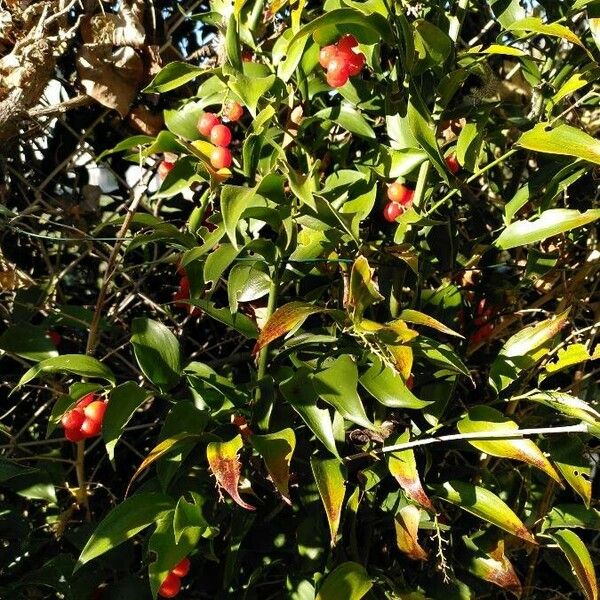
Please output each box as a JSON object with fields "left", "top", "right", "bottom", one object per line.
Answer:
{"left": 2, "top": 0, "right": 600, "bottom": 599}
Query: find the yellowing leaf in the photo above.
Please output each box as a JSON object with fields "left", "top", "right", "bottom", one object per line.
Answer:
{"left": 250, "top": 428, "right": 296, "bottom": 504}
{"left": 387, "top": 430, "right": 434, "bottom": 511}
{"left": 552, "top": 529, "right": 598, "bottom": 600}
{"left": 311, "top": 457, "right": 346, "bottom": 546}
{"left": 207, "top": 435, "right": 255, "bottom": 511}
{"left": 347, "top": 256, "right": 384, "bottom": 321}
{"left": 457, "top": 406, "right": 561, "bottom": 483}
{"left": 394, "top": 505, "right": 428, "bottom": 561}
{"left": 507, "top": 17, "right": 588, "bottom": 54}
{"left": 431, "top": 480, "right": 536, "bottom": 543}
{"left": 399, "top": 308, "right": 464, "bottom": 338}
{"left": 548, "top": 437, "right": 592, "bottom": 507}
{"left": 545, "top": 343, "right": 593, "bottom": 374}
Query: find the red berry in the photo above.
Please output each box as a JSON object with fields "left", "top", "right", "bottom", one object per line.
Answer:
{"left": 210, "top": 146, "right": 232, "bottom": 170}
{"left": 383, "top": 201, "right": 404, "bottom": 222}
{"left": 406, "top": 375, "right": 414, "bottom": 390}
{"left": 387, "top": 182, "right": 413, "bottom": 206}
{"left": 319, "top": 45, "right": 338, "bottom": 68}
{"left": 224, "top": 101, "right": 243, "bottom": 122}
{"left": 470, "top": 323, "right": 494, "bottom": 346}
{"left": 326, "top": 56, "right": 350, "bottom": 88}
{"left": 48, "top": 330, "right": 61, "bottom": 347}
{"left": 198, "top": 112, "right": 220, "bottom": 137}
{"left": 83, "top": 400, "right": 107, "bottom": 425}
{"left": 158, "top": 161, "right": 175, "bottom": 180}
{"left": 345, "top": 50, "right": 366, "bottom": 77}
{"left": 171, "top": 557, "right": 190, "bottom": 578}
{"left": 65, "top": 426, "right": 86, "bottom": 442}
{"left": 158, "top": 573, "right": 181, "bottom": 598}
{"left": 77, "top": 393, "right": 98, "bottom": 409}
{"left": 337, "top": 34, "right": 358, "bottom": 52}
{"left": 80, "top": 417, "right": 102, "bottom": 438}
{"left": 61, "top": 408, "right": 85, "bottom": 431}
{"left": 210, "top": 124, "right": 232, "bottom": 147}
{"left": 445, "top": 154, "right": 460, "bottom": 174}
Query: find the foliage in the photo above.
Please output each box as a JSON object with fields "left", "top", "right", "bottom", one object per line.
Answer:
{"left": 1, "top": 1, "right": 600, "bottom": 599}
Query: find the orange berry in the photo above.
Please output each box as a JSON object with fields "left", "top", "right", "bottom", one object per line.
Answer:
{"left": 83, "top": 400, "right": 107, "bottom": 425}
{"left": 210, "top": 124, "right": 232, "bottom": 147}
{"left": 319, "top": 45, "right": 338, "bottom": 68}
{"left": 171, "top": 557, "right": 190, "bottom": 577}
{"left": 197, "top": 112, "right": 220, "bottom": 137}
{"left": 158, "top": 573, "right": 181, "bottom": 598}
{"left": 210, "top": 146, "right": 232, "bottom": 170}
{"left": 326, "top": 56, "right": 350, "bottom": 88}
{"left": 224, "top": 101, "right": 243, "bottom": 122}
{"left": 77, "top": 393, "right": 98, "bottom": 409}
{"left": 387, "top": 182, "right": 413, "bottom": 205}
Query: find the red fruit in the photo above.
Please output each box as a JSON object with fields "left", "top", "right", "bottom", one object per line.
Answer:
{"left": 337, "top": 34, "right": 358, "bottom": 52}
{"left": 345, "top": 50, "right": 366, "bottom": 76}
{"left": 326, "top": 56, "right": 350, "bottom": 88}
{"left": 65, "top": 426, "right": 86, "bottom": 442}
{"left": 158, "top": 573, "right": 181, "bottom": 598}
{"left": 198, "top": 112, "right": 220, "bottom": 137}
{"left": 406, "top": 375, "right": 414, "bottom": 390}
{"left": 77, "top": 393, "right": 98, "bottom": 409}
{"left": 48, "top": 330, "right": 61, "bottom": 347}
{"left": 470, "top": 323, "right": 494, "bottom": 346}
{"left": 61, "top": 408, "right": 85, "bottom": 431}
{"left": 210, "top": 124, "right": 232, "bottom": 147}
{"left": 383, "top": 201, "right": 404, "bottom": 222}
{"left": 158, "top": 161, "right": 175, "bottom": 180}
{"left": 210, "top": 146, "right": 232, "bottom": 170}
{"left": 224, "top": 101, "right": 243, "bottom": 122}
{"left": 319, "top": 44, "right": 338, "bottom": 68}
{"left": 445, "top": 154, "right": 460, "bottom": 174}
{"left": 84, "top": 400, "right": 107, "bottom": 425}
{"left": 171, "top": 557, "right": 191, "bottom": 578}
{"left": 387, "top": 182, "right": 413, "bottom": 206}
{"left": 80, "top": 417, "right": 102, "bottom": 437}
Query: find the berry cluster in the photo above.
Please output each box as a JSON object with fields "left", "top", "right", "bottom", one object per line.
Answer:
{"left": 158, "top": 558, "right": 191, "bottom": 598}
{"left": 319, "top": 34, "right": 366, "bottom": 88}
{"left": 197, "top": 101, "right": 244, "bottom": 170}
{"left": 383, "top": 182, "right": 414, "bottom": 222}
{"left": 61, "top": 393, "right": 107, "bottom": 442}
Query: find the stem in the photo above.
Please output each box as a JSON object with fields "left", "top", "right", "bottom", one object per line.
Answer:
{"left": 253, "top": 268, "right": 280, "bottom": 430}
{"left": 344, "top": 423, "right": 588, "bottom": 462}
{"left": 75, "top": 440, "right": 91, "bottom": 521}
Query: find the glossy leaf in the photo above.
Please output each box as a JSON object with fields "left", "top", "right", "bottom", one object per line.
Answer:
{"left": 387, "top": 430, "right": 433, "bottom": 511}
{"left": 430, "top": 480, "right": 536, "bottom": 543}
{"left": 311, "top": 456, "right": 346, "bottom": 546}
{"left": 131, "top": 318, "right": 181, "bottom": 392}
{"left": 144, "top": 62, "right": 208, "bottom": 93}
{"left": 507, "top": 18, "right": 588, "bottom": 53}
{"left": 315, "top": 561, "right": 372, "bottom": 600}
{"left": 250, "top": 428, "right": 296, "bottom": 504}
{"left": 548, "top": 437, "right": 591, "bottom": 507}
{"left": 0, "top": 323, "right": 58, "bottom": 361}
{"left": 457, "top": 406, "right": 560, "bottom": 482}
{"left": 524, "top": 391, "right": 600, "bottom": 429}
{"left": 543, "top": 504, "right": 600, "bottom": 531}
{"left": 16, "top": 354, "right": 116, "bottom": 390}
{"left": 76, "top": 493, "right": 173, "bottom": 568}
{"left": 207, "top": 435, "right": 255, "bottom": 511}
{"left": 551, "top": 529, "right": 598, "bottom": 600}
{"left": 347, "top": 256, "right": 384, "bottom": 321}
{"left": 399, "top": 308, "right": 463, "bottom": 338}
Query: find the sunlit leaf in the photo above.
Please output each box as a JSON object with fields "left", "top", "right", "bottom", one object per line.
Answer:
{"left": 310, "top": 456, "right": 346, "bottom": 546}
{"left": 394, "top": 505, "right": 428, "bottom": 560}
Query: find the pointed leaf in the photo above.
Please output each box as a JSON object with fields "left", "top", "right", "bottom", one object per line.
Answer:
{"left": 250, "top": 428, "right": 296, "bottom": 504}
{"left": 543, "top": 504, "right": 600, "bottom": 531}
{"left": 457, "top": 406, "right": 560, "bottom": 482}
{"left": 507, "top": 18, "right": 588, "bottom": 53}
{"left": 347, "top": 256, "right": 383, "bottom": 321}
{"left": 548, "top": 437, "right": 591, "bottom": 507}
{"left": 76, "top": 493, "right": 173, "bottom": 568}
{"left": 399, "top": 309, "right": 463, "bottom": 338}
{"left": 524, "top": 391, "right": 600, "bottom": 429}
{"left": 315, "top": 561, "right": 373, "bottom": 600}
{"left": 310, "top": 456, "right": 346, "bottom": 546}
{"left": 394, "top": 505, "right": 428, "bottom": 560}
{"left": 207, "top": 435, "right": 255, "bottom": 511}
{"left": 430, "top": 480, "right": 536, "bottom": 543}
{"left": 551, "top": 529, "right": 598, "bottom": 600}
{"left": 387, "top": 430, "right": 433, "bottom": 511}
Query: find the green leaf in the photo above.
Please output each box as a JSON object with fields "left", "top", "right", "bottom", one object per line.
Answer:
{"left": 507, "top": 18, "right": 588, "bottom": 54}
{"left": 0, "top": 323, "right": 58, "bottom": 361}
{"left": 399, "top": 308, "right": 463, "bottom": 338}
{"left": 312, "top": 355, "right": 376, "bottom": 431}
{"left": 387, "top": 430, "right": 433, "bottom": 510}
{"left": 315, "top": 561, "right": 373, "bottom": 600}
{"left": 360, "top": 355, "right": 431, "bottom": 409}
{"left": 488, "top": 0, "right": 525, "bottom": 28}
{"left": 543, "top": 504, "right": 600, "bottom": 531}
{"left": 250, "top": 428, "right": 296, "bottom": 504}
{"left": 143, "top": 62, "right": 208, "bottom": 93}
{"left": 548, "top": 437, "right": 592, "bottom": 507}
{"left": 164, "top": 102, "right": 205, "bottom": 141}
{"left": 76, "top": 493, "right": 174, "bottom": 568}
{"left": 517, "top": 123, "right": 600, "bottom": 165}
{"left": 496, "top": 208, "right": 600, "bottom": 250}
{"left": 254, "top": 301, "right": 327, "bottom": 354}
{"left": 16, "top": 354, "right": 116, "bottom": 390}
{"left": 206, "top": 435, "right": 255, "bottom": 511}
{"left": 413, "top": 337, "right": 470, "bottom": 378}
{"left": 280, "top": 368, "right": 340, "bottom": 458}
{"left": 347, "top": 256, "right": 384, "bottom": 321}
{"left": 544, "top": 343, "right": 594, "bottom": 375}
{"left": 187, "top": 299, "right": 258, "bottom": 338}
{"left": 103, "top": 382, "right": 148, "bottom": 463}
{"left": 310, "top": 456, "right": 346, "bottom": 546}
{"left": 457, "top": 406, "right": 560, "bottom": 482}
{"left": 311, "top": 105, "right": 375, "bottom": 139}
{"left": 220, "top": 184, "right": 265, "bottom": 248}
{"left": 430, "top": 480, "right": 536, "bottom": 543}
{"left": 173, "top": 493, "right": 215, "bottom": 544}
{"left": 524, "top": 390, "right": 600, "bottom": 429}
{"left": 131, "top": 318, "right": 181, "bottom": 392}
{"left": 551, "top": 529, "right": 598, "bottom": 600}
{"left": 226, "top": 68, "right": 276, "bottom": 117}
{"left": 227, "top": 262, "right": 272, "bottom": 313}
